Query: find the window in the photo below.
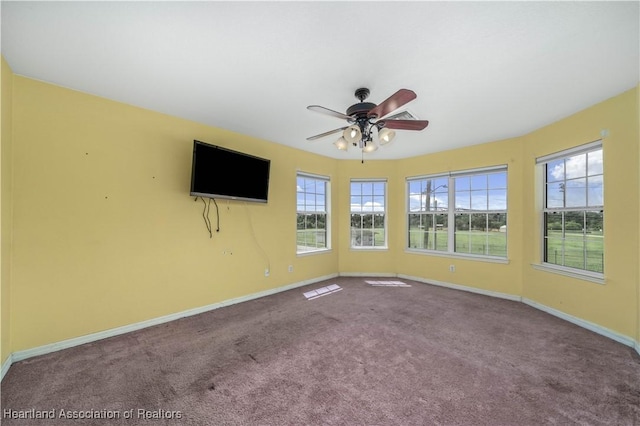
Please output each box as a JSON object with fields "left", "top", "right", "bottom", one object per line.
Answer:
{"left": 538, "top": 141, "right": 603, "bottom": 274}
{"left": 407, "top": 166, "right": 507, "bottom": 258}
{"left": 350, "top": 180, "right": 387, "bottom": 248}
{"left": 296, "top": 173, "right": 330, "bottom": 253}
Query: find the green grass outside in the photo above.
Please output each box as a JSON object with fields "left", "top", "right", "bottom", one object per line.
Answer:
{"left": 545, "top": 230, "right": 603, "bottom": 273}
{"left": 297, "top": 229, "right": 326, "bottom": 250}
{"left": 408, "top": 228, "right": 603, "bottom": 272}
{"left": 299, "top": 228, "right": 604, "bottom": 273}
{"left": 297, "top": 229, "right": 387, "bottom": 248}
{"left": 408, "top": 228, "right": 506, "bottom": 257}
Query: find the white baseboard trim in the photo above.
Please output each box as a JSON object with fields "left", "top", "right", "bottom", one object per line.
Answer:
{"left": 522, "top": 298, "right": 636, "bottom": 348}
{"left": 10, "top": 274, "right": 338, "bottom": 365}
{"left": 398, "top": 274, "right": 522, "bottom": 302}
{"left": 636, "top": 340, "right": 640, "bottom": 357}
{"left": 1, "top": 353, "right": 12, "bottom": 381}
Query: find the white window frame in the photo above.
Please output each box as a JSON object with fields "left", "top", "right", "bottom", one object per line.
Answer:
{"left": 535, "top": 140, "right": 604, "bottom": 283}
{"left": 296, "top": 172, "right": 331, "bottom": 255}
{"left": 350, "top": 179, "right": 388, "bottom": 249}
{"left": 406, "top": 165, "right": 508, "bottom": 262}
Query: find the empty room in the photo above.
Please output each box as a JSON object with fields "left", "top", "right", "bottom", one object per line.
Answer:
{"left": 1, "top": 2, "right": 639, "bottom": 425}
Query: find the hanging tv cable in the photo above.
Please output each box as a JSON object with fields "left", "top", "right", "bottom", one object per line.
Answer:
{"left": 211, "top": 197, "right": 220, "bottom": 233}
{"left": 195, "top": 197, "right": 212, "bottom": 238}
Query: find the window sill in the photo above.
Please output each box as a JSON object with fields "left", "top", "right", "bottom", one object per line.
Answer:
{"left": 296, "top": 248, "right": 332, "bottom": 257}
{"left": 404, "top": 248, "right": 509, "bottom": 264}
{"left": 531, "top": 263, "right": 605, "bottom": 285}
{"left": 350, "top": 246, "right": 388, "bottom": 251}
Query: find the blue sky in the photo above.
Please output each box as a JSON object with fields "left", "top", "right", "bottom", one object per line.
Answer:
{"left": 546, "top": 150, "right": 603, "bottom": 208}
{"left": 408, "top": 172, "right": 507, "bottom": 212}
{"left": 297, "top": 156, "right": 602, "bottom": 215}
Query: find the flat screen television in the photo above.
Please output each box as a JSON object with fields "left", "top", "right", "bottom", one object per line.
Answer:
{"left": 190, "top": 140, "right": 271, "bottom": 203}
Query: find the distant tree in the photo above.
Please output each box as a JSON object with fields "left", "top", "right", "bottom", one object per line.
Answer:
{"left": 565, "top": 221, "right": 582, "bottom": 231}
{"left": 456, "top": 215, "right": 469, "bottom": 231}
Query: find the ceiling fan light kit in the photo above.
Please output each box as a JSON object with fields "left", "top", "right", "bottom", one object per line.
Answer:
{"left": 378, "top": 128, "right": 396, "bottom": 145}
{"left": 307, "top": 87, "right": 429, "bottom": 158}
{"left": 363, "top": 140, "right": 378, "bottom": 153}
{"left": 343, "top": 125, "right": 362, "bottom": 144}
{"left": 334, "top": 137, "right": 349, "bottom": 151}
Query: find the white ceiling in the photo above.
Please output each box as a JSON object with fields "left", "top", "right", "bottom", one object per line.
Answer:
{"left": 1, "top": 1, "right": 639, "bottom": 160}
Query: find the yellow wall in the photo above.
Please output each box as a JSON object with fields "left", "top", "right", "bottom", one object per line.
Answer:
{"left": 521, "top": 88, "right": 639, "bottom": 338}
{"left": 10, "top": 76, "right": 339, "bottom": 351}
{"left": 1, "top": 57, "right": 14, "bottom": 365}
{"left": 2, "top": 72, "right": 639, "bottom": 358}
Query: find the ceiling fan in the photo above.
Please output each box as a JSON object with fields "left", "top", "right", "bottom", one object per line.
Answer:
{"left": 306, "top": 87, "right": 429, "bottom": 154}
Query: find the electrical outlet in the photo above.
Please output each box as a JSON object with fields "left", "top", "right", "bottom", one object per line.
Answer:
{"left": 449, "top": 264, "right": 456, "bottom": 273}
{"left": 288, "top": 265, "right": 293, "bottom": 273}
{"left": 264, "top": 268, "right": 270, "bottom": 277}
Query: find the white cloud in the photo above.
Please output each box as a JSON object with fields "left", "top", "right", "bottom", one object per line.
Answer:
{"left": 351, "top": 201, "right": 385, "bottom": 213}
{"left": 550, "top": 151, "right": 602, "bottom": 181}
{"left": 408, "top": 193, "right": 449, "bottom": 212}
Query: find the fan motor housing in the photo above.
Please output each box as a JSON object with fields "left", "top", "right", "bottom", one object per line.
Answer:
{"left": 346, "top": 102, "right": 376, "bottom": 117}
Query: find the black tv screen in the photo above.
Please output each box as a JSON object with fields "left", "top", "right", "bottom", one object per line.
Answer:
{"left": 190, "top": 140, "right": 270, "bottom": 203}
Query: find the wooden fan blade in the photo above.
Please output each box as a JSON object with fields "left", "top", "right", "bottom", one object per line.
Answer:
{"left": 367, "top": 89, "right": 417, "bottom": 119}
{"left": 307, "top": 126, "right": 347, "bottom": 141}
{"left": 381, "top": 119, "right": 429, "bottom": 131}
{"left": 307, "top": 105, "right": 353, "bottom": 121}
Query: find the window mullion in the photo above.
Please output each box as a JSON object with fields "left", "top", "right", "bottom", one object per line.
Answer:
{"left": 582, "top": 211, "right": 588, "bottom": 270}
{"left": 485, "top": 214, "right": 489, "bottom": 256}
{"left": 560, "top": 211, "right": 565, "bottom": 267}
{"left": 447, "top": 178, "right": 455, "bottom": 253}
